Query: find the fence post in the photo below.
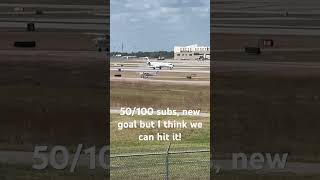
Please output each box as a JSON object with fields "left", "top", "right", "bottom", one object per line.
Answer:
{"left": 165, "top": 143, "right": 172, "bottom": 180}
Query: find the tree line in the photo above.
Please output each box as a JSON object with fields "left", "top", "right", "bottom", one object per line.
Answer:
{"left": 111, "top": 51, "right": 174, "bottom": 59}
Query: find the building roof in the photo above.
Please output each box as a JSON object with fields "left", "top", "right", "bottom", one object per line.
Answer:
{"left": 174, "top": 44, "right": 210, "bottom": 53}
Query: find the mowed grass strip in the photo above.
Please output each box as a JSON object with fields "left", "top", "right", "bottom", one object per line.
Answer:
{"left": 110, "top": 114, "right": 209, "bottom": 154}
{"left": 111, "top": 152, "right": 210, "bottom": 180}
{"left": 111, "top": 81, "right": 210, "bottom": 112}
{"left": 110, "top": 114, "right": 210, "bottom": 179}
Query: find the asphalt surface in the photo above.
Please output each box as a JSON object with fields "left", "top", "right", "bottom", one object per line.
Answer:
{"left": 0, "top": 3, "right": 108, "bottom": 32}
{"left": 0, "top": 22, "right": 107, "bottom": 30}
{"left": 212, "top": 0, "right": 320, "bottom": 35}
{"left": 110, "top": 58, "right": 210, "bottom": 83}
{"left": 213, "top": 0, "right": 320, "bottom": 13}
{"left": 213, "top": 60, "right": 320, "bottom": 74}
{"left": 0, "top": 3, "right": 106, "bottom": 9}
{"left": 0, "top": 50, "right": 107, "bottom": 59}
{"left": 111, "top": 68, "right": 209, "bottom": 74}
{"left": 213, "top": 0, "right": 320, "bottom": 76}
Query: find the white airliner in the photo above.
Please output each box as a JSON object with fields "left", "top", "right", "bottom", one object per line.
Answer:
{"left": 143, "top": 57, "right": 174, "bottom": 70}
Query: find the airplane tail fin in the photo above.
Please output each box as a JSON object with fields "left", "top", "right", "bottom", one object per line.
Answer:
{"left": 145, "top": 57, "right": 151, "bottom": 65}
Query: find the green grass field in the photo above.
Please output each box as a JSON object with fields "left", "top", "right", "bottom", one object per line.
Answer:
{"left": 111, "top": 81, "right": 210, "bottom": 112}
{"left": 111, "top": 152, "right": 210, "bottom": 180}
{"left": 110, "top": 114, "right": 210, "bottom": 179}
{"left": 110, "top": 80, "right": 210, "bottom": 179}
{"left": 110, "top": 114, "right": 209, "bottom": 154}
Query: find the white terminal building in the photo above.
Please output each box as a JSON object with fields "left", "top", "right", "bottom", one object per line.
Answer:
{"left": 174, "top": 44, "right": 210, "bottom": 60}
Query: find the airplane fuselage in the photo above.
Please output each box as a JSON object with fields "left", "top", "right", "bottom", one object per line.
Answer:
{"left": 148, "top": 62, "right": 174, "bottom": 70}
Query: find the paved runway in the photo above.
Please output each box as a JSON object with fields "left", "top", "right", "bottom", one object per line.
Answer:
{"left": 213, "top": 0, "right": 320, "bottom": 70}
{"left": 213, "top": 60, "right": 320, "bottom": 75}
{"left": 0, "top": 22, "right": 107, "bottom": 30}
{"left": 111, "top": 68, "right": 209, "bottom": 74}
{"left": 215, "top": 48, "right": 320, "bottom": 53}
{"left": 0, "top": 3, "right": 108, "bottom": 32}
{"left": 110, "top": 58, "right": 210, "bottom": 84}
{"left": 0, "top": 18, "right": 106, "bottom": 23}
{"left": 0, "top": 3, "right": 106, "bottom": 9}
{"left": 214, "top": 0, "right": 320, "bottom": 13}
{"left": 212, "top": 0, "right": 320, "bottom": 35}
{"left": 0, "top": 50, "right": 107, "bottom": 58}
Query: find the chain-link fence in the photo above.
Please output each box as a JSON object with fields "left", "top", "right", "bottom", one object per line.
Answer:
{"left": 110, "top": 148, "right": 210, "bottom": 180}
